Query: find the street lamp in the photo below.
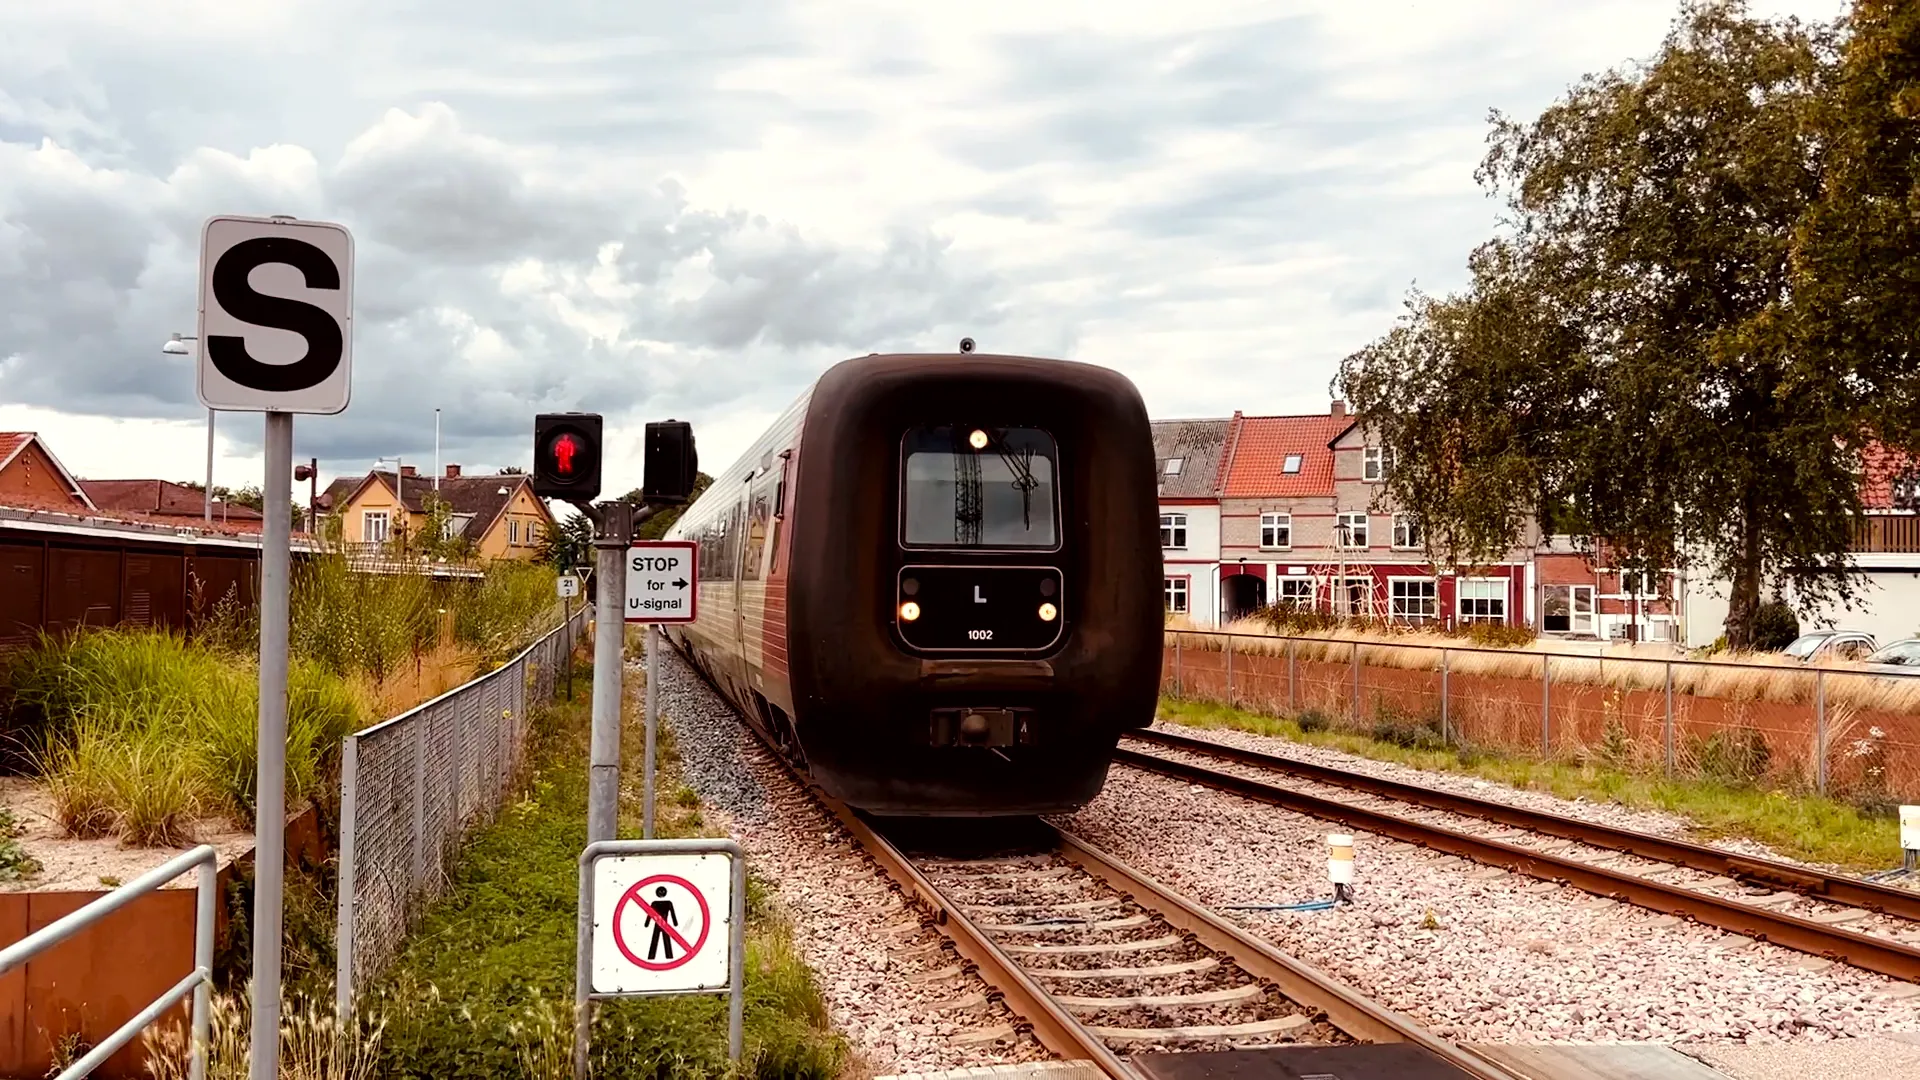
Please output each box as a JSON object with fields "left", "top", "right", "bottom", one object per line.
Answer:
{"left": 162, "top": 333, "right": 212, "bottom": 523}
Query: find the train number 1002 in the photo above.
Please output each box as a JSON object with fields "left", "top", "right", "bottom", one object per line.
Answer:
{"left": 967, "top": 629, "right": 994, "bottom": 641}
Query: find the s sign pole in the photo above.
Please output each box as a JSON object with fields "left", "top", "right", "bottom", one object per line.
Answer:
{"left": 196, "top": 214, "right": 354, "bottom": 1080}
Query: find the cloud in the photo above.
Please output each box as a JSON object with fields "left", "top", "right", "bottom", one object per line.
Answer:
{"left": 0, "top": 0, "right": 1852, "bottom": 495}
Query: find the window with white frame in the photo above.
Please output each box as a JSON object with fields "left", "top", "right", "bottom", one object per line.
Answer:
{"left": 1616, "top": 569, "right": 1659, "bottom": 597}
{"left": 362, "top": 511, "right": 390, "bottom": 544}
{"left": 1389, "top": 578, "right": 1438, "bottom": 623}
{"left": 1160, "top": 512, "right": 1188, "bottom": 549}
{"left": 1277, "top": 577, "right": 1314, "bottom": 606}
{"left": 1363, "top": 446, "right": 1387, "bottom": 481}
{"left": 1260, "top": 512, "right": 1291, "bottom": 549}
{"left": 1282, "top": 454, "right": 1302, "bottom": 473}
{"left": 1392, "top": 513, "right": 1423, "bottom": 550}
{"left": 1542, "top": 584, "right": 1595, "bottom": 634}
{"left": 1458, "top": 578, "right": 1507, "bottom": 624}
{"left": 1164, "top": 576, "right": 1188, "bottom": 613}
{"left": 1163, "top": 457, "right": 1184, "bottom": 476}
{"left": 1337, "top": 512, "right": 1369, "bottom": 548}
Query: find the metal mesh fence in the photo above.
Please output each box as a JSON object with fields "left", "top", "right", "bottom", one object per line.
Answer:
{"left": 1164, "top": 629, "right": 1920, "bottom": 803}
{"left": 334, "top": 605, "right": 589, "bottom": 1016}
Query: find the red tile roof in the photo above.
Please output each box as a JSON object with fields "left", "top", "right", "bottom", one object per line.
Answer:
{"left": 81, "top": 479, "right": 264, "bottom": 520}
{"left": 1219, "top": 412, "right": 1349, "bottom": 498}
{"left": 1861, "top": 441, "right": 1918, "bottom": 510}
{"left": 0, "top": 433, "right": 28, "bottom": 466}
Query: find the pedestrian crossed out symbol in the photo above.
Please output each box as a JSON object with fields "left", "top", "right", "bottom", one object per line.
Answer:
{"left": 611, "top": 874, "right": 711, "bottom": 971}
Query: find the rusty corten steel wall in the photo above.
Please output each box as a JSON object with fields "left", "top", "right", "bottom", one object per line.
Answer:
{"left": 0, "top": 527, "right": 263, "bottom": 651}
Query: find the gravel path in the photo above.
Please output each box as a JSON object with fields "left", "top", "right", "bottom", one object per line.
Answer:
{"left": 1146, "top": 719, "right": 1920, "bottom": 888}
{"left": 1055, "top": 764, "right": 1920, "bottom": 1047}
{"left": 651, "top": 646, "right": 1055, "bottom": 1076}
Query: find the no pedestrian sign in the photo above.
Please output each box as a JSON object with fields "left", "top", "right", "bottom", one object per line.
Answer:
{"left": 591, "top": 851, "right": 733, "bottom": 994}
{"left": 626, "top": 540, "right": 696, "bottom": 624}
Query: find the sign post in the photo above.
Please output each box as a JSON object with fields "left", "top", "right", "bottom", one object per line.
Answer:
{"left": 195, "top": 213, "right": 354, "bottom": 1080}
{"left": 625, "top": 540, "right": 697, "bottom": 840}
{"left": 574, "top": 839, "right": 744, "bottom": 1079}
{"left": 558, "top": 572, "right": 580, "bottom": 701}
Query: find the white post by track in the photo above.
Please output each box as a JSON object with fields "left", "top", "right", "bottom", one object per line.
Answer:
{"left": 624, "top": 539, "right": 698, "bottom": 841}
{"left": 194, "top": 213, "right": 353, "bottom": 1080}
{"left": 574, "top": 839, "right": 744, "bottom": 1080}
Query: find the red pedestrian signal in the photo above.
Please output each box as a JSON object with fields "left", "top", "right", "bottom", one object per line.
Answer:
{"left": 533, "top": 413, "right": 602, "bottom": 501}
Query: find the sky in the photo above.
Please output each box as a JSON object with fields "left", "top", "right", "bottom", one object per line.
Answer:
{"left": 0, "top": 0, "right": 1850, "bottom": 506}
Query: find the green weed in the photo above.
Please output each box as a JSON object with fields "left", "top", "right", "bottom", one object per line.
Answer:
{"left": 370, "top": 683, "right": 844, "bottom": 1079}
{"left": 1158, "top": 696, "right": 1905, "bottom": 870}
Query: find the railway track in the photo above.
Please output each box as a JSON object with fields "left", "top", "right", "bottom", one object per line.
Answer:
{"left": 1119, "top": 726, "right": 1920, "bottom": 984}
{"left": 806, "top": 793, "right": 1524, "bottom": 1079}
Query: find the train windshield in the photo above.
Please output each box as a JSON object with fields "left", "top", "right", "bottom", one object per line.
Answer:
{"left": 901, "top": 425, "right": 1058, "bottom": 549}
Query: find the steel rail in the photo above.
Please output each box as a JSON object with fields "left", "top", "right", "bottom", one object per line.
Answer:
{"left": 1130, "top": 726, "right": 1920, "bottom": 921}
{"left": 813, "top": 795, "right": 1137, "bottom": 1079}
{"left": 1050, "top": 826, "right": 1526, "bottom": 1080}
{"left": 1115, "top": 744, "right": 1920, "bottom": 984}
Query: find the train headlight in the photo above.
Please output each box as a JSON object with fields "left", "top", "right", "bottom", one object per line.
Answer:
{"left": 1038, "top": 602, "right": 1057, "bottom": 621}
{"left": 968, "top": 429, "right": 989, "bottom": 450}
{"left": 900, "top": 601, "right": 921, "bottom": 621}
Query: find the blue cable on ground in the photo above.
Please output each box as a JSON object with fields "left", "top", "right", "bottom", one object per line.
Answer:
{"left": 1221, "top": 897, "right": 1342, "bottom": 912}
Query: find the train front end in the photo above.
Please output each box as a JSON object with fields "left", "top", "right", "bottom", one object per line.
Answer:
{"left": 785, "top": 352, "right": 1162, "bottom": 815}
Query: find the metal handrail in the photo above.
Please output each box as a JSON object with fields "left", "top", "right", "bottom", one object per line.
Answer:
{"left": 1164, "top": 627, "right": 1920, "bottom": 680}
{"left": 0, "top": 844, "right": 219, "bottom": 1080}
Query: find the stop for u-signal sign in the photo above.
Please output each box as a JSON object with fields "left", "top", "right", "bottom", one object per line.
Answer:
{"left": 626, "top": 540, "right": 697, "bottom": 624}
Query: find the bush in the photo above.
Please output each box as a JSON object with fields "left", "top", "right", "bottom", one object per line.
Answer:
{"left": 454, "top": 561, "right": 560, "bottom": 670}
{"left": 1295, "top": 709, "right": 1334, "bottom": 734}
{"left": 1693, "top": 726, "right": 1773, "bottom": 785}
{"left": 1368, "top": 703, "right": 1445, "bottom": 750}
{"left": 1750, "top": 601, "right": 1800, "bottom": 652}
{"left": 1460, "top": 622, "right": 1537, "bottom": 648}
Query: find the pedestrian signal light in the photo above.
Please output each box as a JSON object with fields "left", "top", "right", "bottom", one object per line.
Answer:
{"left": 533, "top": 413, "right": 603, "bottom": 501}
{"left": 642, "top": 420, "right": 698, "bottom": 505}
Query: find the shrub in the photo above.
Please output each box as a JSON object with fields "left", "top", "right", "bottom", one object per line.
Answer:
{"left": 19, "top": 628, "right": 371, "bottom": 842}
{"left": 454, "top": 561, "right": 560, "bottom": 670}
{"left": 1295, "top": 709, "right": 1334, "bottom": 734}
{"left": 1461, "top": 622, "right": 1537, "bottom": 648}
{"left": 0, "top": 808, "right": 39, "bottom": 882}
{"left": 1368, "top": 703, "right": 1445, "bottom": 750}
{"left": 1751, "top": 601, "right": 1800, "bottom": 652}
{"left": 1693, "top": 726, "right": 1773, "bottom": 785}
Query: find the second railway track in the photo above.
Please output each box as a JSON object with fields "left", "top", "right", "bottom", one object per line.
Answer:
{"left": 1120, "top": 725, "right": 1920, "bottom": 984}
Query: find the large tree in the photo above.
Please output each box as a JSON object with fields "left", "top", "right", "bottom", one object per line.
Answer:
{"left": 1794, "top": 0, "right": 1920, "bottom": 445}
{"left": 1335, "top": 0, "right": 1912, "bottom": 649}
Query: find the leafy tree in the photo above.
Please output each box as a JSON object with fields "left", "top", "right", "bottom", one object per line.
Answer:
{"left": 1793, "top": 0, "right": 1920, "bottom": 448}
{"left": 627, "top": 472, "right": 714, "bottom": 541}
{"left": 1335, "top": 0, "right": 1897, "bottom": 649}
{"left": 496, "top": 466, "right": 525, "bottom": 475}
{"left": 536, "top": 510, "right": 595, "bottom": 571}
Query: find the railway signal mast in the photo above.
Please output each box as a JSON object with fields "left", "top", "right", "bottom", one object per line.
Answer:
{"left": 534, "top": 413, "right": 699, "bottom": 1077}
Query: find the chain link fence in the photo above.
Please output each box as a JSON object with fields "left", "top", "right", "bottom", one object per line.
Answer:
{"left": 334, "top": 603, "right": 590, "bottom": 1018}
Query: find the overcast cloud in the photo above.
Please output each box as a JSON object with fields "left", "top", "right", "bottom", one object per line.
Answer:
{"left": 0, "top": 0, "right": 1848, "bottom": 498}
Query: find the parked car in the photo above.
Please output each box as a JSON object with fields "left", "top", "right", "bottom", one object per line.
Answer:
{"left": 1782, "top": 630, "right": 1879, "bottom": 663}
{"left": 1862, "top": 638, "right": 1920, "bottom": 673}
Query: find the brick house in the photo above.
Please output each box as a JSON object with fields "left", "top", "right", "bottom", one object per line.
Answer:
{"left": 1154, "top": 418, "right": 1230, "bottom": 623}
{"left": 0, "top": 433, "right": 95, "bottom": 513}
{"left": 1213, "top": 406, "right": 1353, "bottom": 622}
{"left": 79, "top": 479, "right": 265, "bottom": 533}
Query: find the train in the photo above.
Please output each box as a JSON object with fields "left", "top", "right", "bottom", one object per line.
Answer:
{"left": 661, "top": 348, "right": 1163, "bottom": 815}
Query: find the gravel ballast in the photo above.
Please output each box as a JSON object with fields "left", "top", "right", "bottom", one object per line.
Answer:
{"left": 1055, "top": 762, "right": 1920, "bottom": 1046}
{"left": 650, "top": 646, "right": 1054, "bottom": 1076}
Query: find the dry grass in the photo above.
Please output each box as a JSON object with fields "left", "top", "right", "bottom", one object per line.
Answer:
{"left": 1165, "top": 616, "right": 1920, "bottom": 714}
{"left": 142, "top": 986, "right": 385, "bottom": 1080}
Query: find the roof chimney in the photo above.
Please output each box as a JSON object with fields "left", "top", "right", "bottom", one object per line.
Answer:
{"left": 445, "top": 464, "right": 461, "bottom": 478}
{"left": 401, "top": 465, "right": 417, "bottom": 477}
{"left": 1331, "top": 400, "right": 1348, "bottom": 418}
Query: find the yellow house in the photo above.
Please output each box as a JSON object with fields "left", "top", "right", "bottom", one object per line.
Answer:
{"left": 319, "top": 465, "right": 555, "bottom": 561}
